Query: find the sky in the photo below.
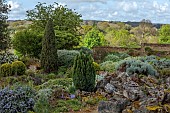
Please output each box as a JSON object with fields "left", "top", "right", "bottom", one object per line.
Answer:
{"left": 6, "top": 0, "right": 170, "bottom": 24}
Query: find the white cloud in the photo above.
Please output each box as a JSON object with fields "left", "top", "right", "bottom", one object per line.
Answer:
{"left": 120, "top": 1, "right": 138, "bottom": 12}
{"left": 153, "top": 1, "right": 169, "bottom": 13}
{"left": 7, "top": 1, "right": 20, "bottom": 10}
{"left": 7, "top": 1, "right": 26, "bottom": 20}
{"left": 68, "top": 0, "right": 107, "bottom": 3}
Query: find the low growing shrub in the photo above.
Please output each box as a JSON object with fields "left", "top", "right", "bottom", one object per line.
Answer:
{"left": 58, "top": 50, "right": 80, "bottom": 67}
{"left": 0, "top": 63, "right": 12, "bottom": 77}
{"left": 0, "top": 86, "right": 35, "bottom": 113}
{"left": 100, "top": 61, "right": 118, "bottom": 72}
{"left": 103, "top": 54, "right": 120, "bottom": 62}
{"left": 11, "top": 61, "right": 26, "bottom": 76}
{"left": 38, "top": 78, "right": 73, "bottom": 89}
{"left": 0, "top": 52, "right": 18, "bottom": 64}
{"left": 116, "top": 59, "right": 158, "bottom": 76}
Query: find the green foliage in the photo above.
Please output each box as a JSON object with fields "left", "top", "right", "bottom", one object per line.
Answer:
{"left": 34, "top": 89, "right": 52, "bottom": 113}
{"left": 93, "top": 62, "right": 100, "bottom": 71}
{"left": 72, "top": 52, "right": 96, "bottom": 92}
{"left": 116, "top": 58, "right": 158, "bottom": 76}
{"left": 38, "top": 78, "right": 73, "bottom": 89}
{"left": 138, "top": 56, "right": 170, "bottom": 69}
{"left": 54, "top": 99, "right": 82, "bottom": 112}
{"left": 105, "top": 29, "right": 139, "bottom": 47}
{"left": 12, "top": 29, "right": 42, "bottom": 58}
{"left": 78, "top": 46, "right": 93, "bottom": 55}
{"left": 84, "top": 27, "right": 105, "bottom": 49}
{"left": 103, "top": 54, "right": 120, "bottom": 62}
{"left": 159, "top": 24, "right": 170, "bottom": 44}
{"left": 0, "top": 63, "right": 12, "bottom": 77}
{"left": 11, "top": 61, "right": 26, "bottom": 76}
{"left": 41, "top": 20, "right": 58, "bottom": 73}
{"left": 58, "top": 50, "right": 79, "bottom": 67}
{"left": 159, "top": 68, "right": 170, "bottom": 77}
{"left": 26, "top": 2, "right": 82, "bottom": 49}
{"left": 0, "top": 0, "right": 10, "bottom": 51}
{"left": 68, "top": 84, "right": 76, "bottom": 94}
{"left": 0, "top": 52, "right": 18, "bottom": 64}
{"left": 100, "top": 61, "right": 117, "bottom": 72}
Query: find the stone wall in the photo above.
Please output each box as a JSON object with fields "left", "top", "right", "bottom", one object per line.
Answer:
{"left": 93, "top": 43, "right": 170, "bottom": 62}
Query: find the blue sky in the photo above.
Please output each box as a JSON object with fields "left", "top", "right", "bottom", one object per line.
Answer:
{"left": 7, "top": 0, "right": 170, "bottom": 24}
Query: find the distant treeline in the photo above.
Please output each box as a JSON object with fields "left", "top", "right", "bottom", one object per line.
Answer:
{"left": 83, "top": 20, "right": 165, "bottom": 29}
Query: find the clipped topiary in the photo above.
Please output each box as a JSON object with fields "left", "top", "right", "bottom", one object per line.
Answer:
{"left": 0, "top": 63, "right": 12, "bottom": 77}
{"left": 11, "top": 61, "right": 26, "bottom": 76}
{"left": 72, "top": 52, "right": 96, "bottom": 92}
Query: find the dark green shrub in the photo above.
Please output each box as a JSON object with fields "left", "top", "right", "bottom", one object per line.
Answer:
{"left": 79, "top": 46, "right": 92, "bottom": 55}
{"left": 103, "top": 54, "right": 120, "bottom": 62}
{"left": 72, "top": 52, "right": 96, "bottom": 92}
{"left": 41, "top": 20, "right": 58, "bottom": 73}
{"left": 0, "top": 63, "right": 12, "bottom": 77}
{"left": 11, "top": 61, "right": 26, "bottom": 76}
{"left": 116, "top": 59, "right": 158, "bottom": 76}
{"left": 58, "top": 50, "right": 79, "bottom": 67}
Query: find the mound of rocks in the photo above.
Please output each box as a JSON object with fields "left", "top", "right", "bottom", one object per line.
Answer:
{"left": 96, "top": 72, "right": 170, "bottom": 113}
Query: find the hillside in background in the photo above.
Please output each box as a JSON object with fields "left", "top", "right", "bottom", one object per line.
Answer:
{"left": 82, "top": 20, "right": 165, "bottom": 29}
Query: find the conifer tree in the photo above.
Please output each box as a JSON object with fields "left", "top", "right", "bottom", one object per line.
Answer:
{"left": 40, "top": 19, "right": 58, "bottom": 73}
{"left": 72, "top": 52, "right": 96, "bottom": 92}
{"left": 0, "top": 0, "right": 10, "bottom": 51}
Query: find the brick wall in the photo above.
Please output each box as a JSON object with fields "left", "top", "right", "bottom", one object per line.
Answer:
{"left": 93, "top": 43, "right": 170, "bottom": 62}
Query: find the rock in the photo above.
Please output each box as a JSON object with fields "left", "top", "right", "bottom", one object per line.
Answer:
{"left": 96, "top": 79, "right": 109, "bottom": 89}
{"left": 110, "top": 80, "right": 122, "bottom": 89}
{"left": 98, "top": 98, "right": 130, "bottom": 113}
{"left": 123, "top": 81, "right": 141, "bottom": 101}
{"left": 104, "top": 83, "right": 117, "bottom": 94}
{"left": 162, "top": 93, "right": 170, "bottom": 104}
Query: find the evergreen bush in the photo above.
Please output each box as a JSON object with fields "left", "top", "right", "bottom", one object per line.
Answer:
{"left": 0, "top": 63, "right": 12, "bottom": 77}
{"left": 41, "top": 19, "right": 58, "bottom": 73}
{"left": 57, "top": 50, "right": 79, "bottom": 67}
{"left": 116, "top": 59, "right": 158, "bottom": 76}
{"left": 11, "top": 61, "right": 26, "bottom": 76}
{"left": 103, "top": 54, "right": 120, "bottom": 62}
{"left": 100, "top": 61, "right": 117, "bottom": 72}
{"left": 72, "top": 52, "right": 96, "bottom": 92}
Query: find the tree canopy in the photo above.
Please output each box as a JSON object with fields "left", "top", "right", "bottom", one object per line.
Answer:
{"left": 159, "top": 24, "right": 170, "bottom": 44}
{"left": 84, "top": 27, "right": 105, "bottom": 49}
{"left": 12, "top": 29, "right": 42, "bottom": 58}
{"left": 26, "top": 2, "right": 82, "bottom": 49}
{"left": 0, "top": 0, "right": 10, "bottom": 51}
